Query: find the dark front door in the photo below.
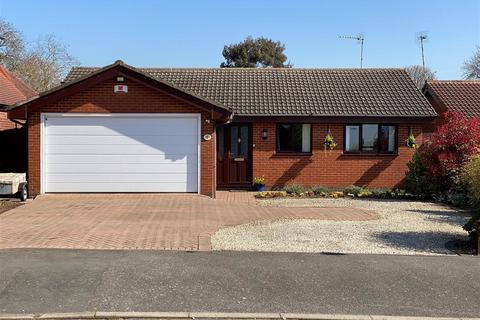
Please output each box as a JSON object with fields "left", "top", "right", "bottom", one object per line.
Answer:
{"left": 217, "top": 124, "right": 252, "bottom": 188}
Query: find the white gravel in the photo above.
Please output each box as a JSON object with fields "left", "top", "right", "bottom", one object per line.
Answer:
{"left": 211, "top": 198, "right": 471, "bottom": 255}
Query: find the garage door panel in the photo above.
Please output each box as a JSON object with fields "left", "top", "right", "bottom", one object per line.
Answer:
{"left": 46, "top": 182, "right": 197, "bottom": 193}
{"left": 44, "top": 115, "right": 199, "bottom": 193}
{"left": 46, "top": 117, "right": 198, "bottom": 136}
{"left": 47, "top": 144, "right": 197, "bottom": 155}
{"left": 46, "top": 154, "right": 192, "bottom": 164}
{"left": 47, "top": 162, "right": 198, "bottom": 174}
{"left": 46, "top": 134, "right": 198, "bottom": 146}
{"left": 46, "top": 173, "right": 198, "bottom": 184}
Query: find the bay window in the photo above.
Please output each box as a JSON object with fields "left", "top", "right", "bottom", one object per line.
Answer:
{"left": 344, "top": 124, "right": 397, "bottom": 154}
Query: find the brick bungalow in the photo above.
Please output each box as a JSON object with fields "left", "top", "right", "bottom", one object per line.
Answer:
{"left": 7, "top": 60, "right": 436, "bottom": 197}
{"left": 0, "top": 66, "right": 36, "bottom": 172}
{"left": 423, "top": 80, "right": 480, "bottom": 131}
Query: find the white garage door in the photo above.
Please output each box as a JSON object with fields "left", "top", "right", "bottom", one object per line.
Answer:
{"left": 42, "top": 114, "right": 199, "bottom": 193}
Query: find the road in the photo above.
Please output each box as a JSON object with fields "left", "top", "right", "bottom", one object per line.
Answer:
{"left": 0, "top": 249, "right": 479, "bottom": 317}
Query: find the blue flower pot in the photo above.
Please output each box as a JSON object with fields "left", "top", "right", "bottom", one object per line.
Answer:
{"left": 254, "top": 184, "right": 265, "bottom": 192}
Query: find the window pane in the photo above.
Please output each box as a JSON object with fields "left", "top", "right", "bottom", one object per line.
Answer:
{"left": 379, "top": 125, "right": 396, "bottom": 153}
{"left": 302, "top": 124, "right": 311, "bottom": 152}
{"left": 240, "top": 126, "right": 249, "bottom": 157}
{"left": 345, "top": 125, "right": 360, "bottom": 152}
{"left": 277, "top": 124, "right": 311, "bottom": 152}
{"left": 230, "top": 126, "right": 238, "bottom": 158}
{"left": 217, "top": 126, "right": 224, "bottom": 158}
{"left": 362, "top": 124, "right": 378, "bottom": 152}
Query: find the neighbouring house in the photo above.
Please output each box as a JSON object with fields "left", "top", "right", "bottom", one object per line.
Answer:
{"left": 423, "top": 80, "right": 480, "bottom": 131}
{"left": 0, "top": 66, "right": 36, "bottom": 172}
{"left": 0, "top": 66, "right": 36, "bottom": 129}
{"left": 7, "top": 60, "right": 436, "bottom": 197}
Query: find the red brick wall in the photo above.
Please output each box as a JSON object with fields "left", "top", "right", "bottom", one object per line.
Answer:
{"left": 27, "top": 76, "right": 216, "bottom": 197}
{"left": 251, "top": 122, "right": 423, "bottom": 189}
{"left": 0, "top": 111, "right": 17, "bottom": 130}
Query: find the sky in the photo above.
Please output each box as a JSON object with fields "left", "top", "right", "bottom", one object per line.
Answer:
{"left": 0, "top": 0, "right": 479, "bottom": 79}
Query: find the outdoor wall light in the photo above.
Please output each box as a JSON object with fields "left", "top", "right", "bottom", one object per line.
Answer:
{"left": 262, "top": 128, "right": 268, "bottom": 140}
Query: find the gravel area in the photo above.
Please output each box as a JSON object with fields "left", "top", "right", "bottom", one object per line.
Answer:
{"left": 211, "top": 198, "right": 471, "bottom": 255}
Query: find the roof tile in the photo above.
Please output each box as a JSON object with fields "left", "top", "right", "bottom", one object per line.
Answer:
{"left": 425, "top": 80, "right": 480, "bottom": 118}
{"left": 0, "top": 66, "right": 36, "bottom": 107}
{"left": 64, "top": 67, "right": 436, "bottom": 118}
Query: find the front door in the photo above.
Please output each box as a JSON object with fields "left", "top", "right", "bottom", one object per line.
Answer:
{"left": 217, "top": 124, "right": 252, "bottom": 189}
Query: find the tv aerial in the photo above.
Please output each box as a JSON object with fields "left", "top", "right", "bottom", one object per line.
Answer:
{"left": 339, "top": 34, "right": 365, "bottom": 68}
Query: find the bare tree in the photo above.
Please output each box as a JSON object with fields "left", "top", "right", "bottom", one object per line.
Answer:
{"left": 0, "top": 19, "right": 25, "bottom": 71}
{"left": 0, "top": 18, "right": 78, "bottom": 92}
{"left": 463, "top": 47, "right": 480, "bottom": 80}
{"left": 405, "top": 65, "right": 436, "bottom": 89}
{"left": 15, "top": 35, "right": 78, "bottom": 92}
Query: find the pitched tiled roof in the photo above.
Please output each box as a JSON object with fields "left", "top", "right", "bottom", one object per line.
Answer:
{"left": 425, "top": 80, "right": 480, "bottom": 118}
{"left": 0, "top": 66, "right": 36, "bottom": 107}
{"left": 64, "top": 67, "right": 436, "bottom": 118}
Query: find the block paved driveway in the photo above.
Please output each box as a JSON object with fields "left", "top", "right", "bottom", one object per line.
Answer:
{"left": 0, "top": 193, "right": 377, "bottom": 251}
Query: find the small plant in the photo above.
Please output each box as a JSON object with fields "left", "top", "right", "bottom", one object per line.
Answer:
{"left": 253, "top": 176, "right": 265, "bottom": 185}
{"left": 406, "top": 134, "right": 417, "bottom": 149}
{"left": 357, "top": 189, "right": 374, "bottom": 198}
{"left": 254, "top": 191, "right": 288, "bottom": 199}
{"left": 370, "top": 188, "right": 390, "bottom": 198}
{"left": 343, "top": 185, "right": 363, "bottom": 197}
{"left": 392, "top": 189, "right": 407, "bottom": 198}
{"left": 253, "top": 176, "right": 266, "bottom": 191}
{"left": 283, "top": 184, "right": 306, "bottom": 195}
{"left": 463, "top": 211, "right": 480, "bottom": 241}
{"left": 449, "top": 192, "right": 470, "bottom": 207}
{"left": 329, "top": 191, "right": 344, "bottom": 198}
{"left": 311, "top": 185, "right": 331, "bottom": 195}
{"left": 324, "top": 133, "right": 338, "bottom": 150}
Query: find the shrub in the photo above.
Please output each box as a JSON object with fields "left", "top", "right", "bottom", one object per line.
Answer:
{"left": 463, "top": 211, "right": 480, "bottom": 240}
{"left": 283, "top": 184, "right": 306, "bottom": 195}
{"left": 460, "top": 155, "right": 480, "bottom": 205}
{"left": 458, "top": 155, "right": 480, "bottom": 237}
{"left": 418, "top": 112, "right": 480, "bottom": 193}
{"left": 343, "top": 185, "right": 363, "bottom": 196}
{"left": 405, "top": 152, "right": 431, "bottom": 195}
{"left": 449, "top": 193, "right": 470, "bottom": 207}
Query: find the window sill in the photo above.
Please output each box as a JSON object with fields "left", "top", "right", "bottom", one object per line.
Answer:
{"left": 341, "top": 152, "right": 398, "bottom": 157}
{"left": 274, "top": 152, "right": 313, "bottom": 157}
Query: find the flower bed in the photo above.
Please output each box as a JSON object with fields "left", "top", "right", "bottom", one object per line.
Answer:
{"left": 254, "top": 184, "right": 421, "bottom": 200}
